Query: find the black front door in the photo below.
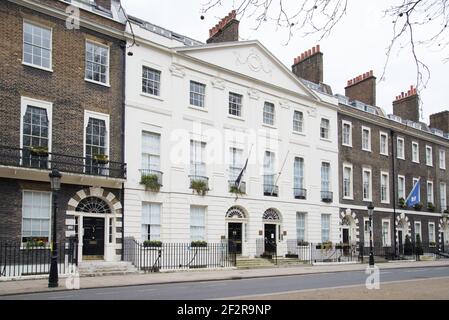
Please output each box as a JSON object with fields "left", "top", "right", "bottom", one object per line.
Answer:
{"left": 398, "top": 230, "right": 403, "bottom": 255}
{"left": 264, "top": 224, "right": 277, "bottom": 255}
{"left": 342, "top": 229, "right": 350, "bottom": 255}
{"left": 228, "top": 223, "right": 242, "bottom": 254}
{"left": 83, "top": 217, "right": 104, "bottom": 257}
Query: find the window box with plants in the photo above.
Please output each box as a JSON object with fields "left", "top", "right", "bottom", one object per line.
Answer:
{"left": 140, "top": 173, "right": 161, "bottom": 192}
{"left": 398, "top": 197, "right": 407, "bottom": 209}
{"left": 297, "top": 240, "right": 309, "bottom": 247}
{"left": 191, "top": 240, "right": 208, "bottom": 248}
{"left": 29, "top": 146, "right": 49, "bottom": 157}
{"left": 190, "top": 178, "right": 209, "bottom": 196}
{"left": 93, "top": 154, "right": 109, "bottom": 165}
{"left": 285, "top": 252, "right": 299, "bottom": 258}
{"left": 316, "top": 241, "right": 333, "bottom": 251}
{"left": 143, "top": 240, "right": 162, "bottom": 248}
{"left": 429, "top": 241, "right": 437, "bottom": 247}
{"left": 427, "top": 202, "right": 435, "bottom": 212}
{"left": 413, "top": 203, "right": 423, "bottom": 211}
{"left": 229, "top": 184, "right": 245, "bottom": 195}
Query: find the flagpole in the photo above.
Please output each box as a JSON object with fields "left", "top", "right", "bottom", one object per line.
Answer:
{"left": 271, "top": 150, "right": 289, "bottom": 195}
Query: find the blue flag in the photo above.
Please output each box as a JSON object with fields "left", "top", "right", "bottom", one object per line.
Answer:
{"left": 406, "top": 178, "right": 421, "bottom": 207}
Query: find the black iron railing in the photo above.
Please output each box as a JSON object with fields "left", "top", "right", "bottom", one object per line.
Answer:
{"left": 256, "top": 238, "right": 277, "bottom": 264}
{"left": 0, "top": 145, "right": 126, "bottom": 179}
{"left": 294, "top": 188, "right": 307, "bottom": 199}
{"left": 123, "top": 238, "right": 236, "bottom": 272}
{"left": 0, "top": 239, "right": 77, "bottom": 278}
{"left": 321, "top": 191, "right": 333, "bottom": 202}
{"left": 263, "top": 184, "right": 279, "bottom": 197}
{"left": 140, "top": 169, "right": 163, "bottom": 186}
{"left": 286, "top": 240, "right": 358, "bottom": 264}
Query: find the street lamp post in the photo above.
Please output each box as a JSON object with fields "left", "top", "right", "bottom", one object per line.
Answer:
{"left": 367, "top": 202, "right": 375, "bottom": 267}
{"left": 48, "top": 169, "right": 62, "bottom": 288}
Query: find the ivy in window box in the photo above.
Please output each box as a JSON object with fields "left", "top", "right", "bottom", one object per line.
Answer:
{"left": 140, "top": 174, "right": 161, "bottom": 192}
{"left": 429, "top": 241, "right": 437, "bottom": 247}
{"left": 398, "top": 197, "right": 407, "bottom": 209}
{"left": 25, "top": 239, "right": 47, "bottom": 248}
{"left": 427, "top": 202, "right": 435, "bottom": 212}
{"left": 413, "top": 203, "right": 423, "bottom": 211}
{"left": 229, "top": 185, "right": 245, "bottom": 195}
{"left": 191, "top": 240, "right": 207, "bottom": 248}
{"left": 444, "top": 209, "right": 449, "bottom": 215}
{"left": 190, "top": 179, "right": 208, "bottom": 196}
{"left": 143, "top": 240, "right": 162, "bottom": 247}
{"left": 316, "top": 241, "right": 333, "bottom": 251}
{"left": 29, "top": 146, "right": 49, "bottom": 157}
{"left": 93, "top": 154, "right": 109, "bottom": 165}
{"left": 297, "top": 240, "right": 309, "bottom": 246}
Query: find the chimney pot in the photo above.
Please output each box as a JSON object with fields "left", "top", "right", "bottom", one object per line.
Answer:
{"left": 393, "top": 85, "right": 420, "bottom": 122}
{"left": 345, "top": 70, "right": 377, "bottom": 106}
{"left": 291, "top": 45, "right": 324, "bottom": 84}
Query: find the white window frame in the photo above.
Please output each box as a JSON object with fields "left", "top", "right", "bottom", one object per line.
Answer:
{"left": 440, "top": 182, "right": 447, "bottom": 212}
{"left": 412, "top": 141, "right": 419, "bottom": 163}
{"left": 342, "top": 163, "right": 353, "bottom": 200}
{"left": 293, "top": 110, "right": 304, "bottom": 134}
{"left": 141, "top": 202, "right": 162, "bottom": 241}
{"left": 263, "top": 101, "right": 275, "bottom": 126}
{"left": 362, "top": 167, "right": 372, "bottom": 202}
{"left": 141, "top": 131, "right": 161, "bottom": 172}
{"left": 228, "top": 92, "right": 243, "bottom": 118}
{"left": 83, "top": 110, "right": 110, "bottom": 159}
{"left": 342, "top": 120, "right": 352, "bottom": 147}
{"left": 398, "top": 175, "right": 406, "bottom": 200}
{"left": 361, "top": 126, "right": 371, "bottom": 152}
{"left": 296, "top": 212, "right": 307, "bottom": 242}
{"left": 414, "top": 221, "right": 422, "bottom": 241}
{"left": 84, "top": 40, "right": 110, "bottom": 86}
{"left": 380, "top": 171, "right": 390, "bottom": 204}
{"left": 22, "top": 20, "right": 53, "bottom": 71}
{"left": 320, "top": 118, "right": 330, "bottom": 140}
{"left": 189, "top": 80, "right": 206, "bottom": 108}
{"left": 379, "top": 131, "right": 388, "bottom": 156}
{"left": 426, "top": 145, "right": 433, "bottom": 167}
{"left": 229, "top": 147, "right": 244, "bottom": 182}
{"left": 381, "top": 219, "right": 391, "bottom": 247}
{"left": 190, "top": 206, "right": 206, "bottom": 242}
{"left": 20, "top": 97, "right": 53, "bottom": 153}
{"left": 321, "top": 162, "right": 331, "bottom": 192}
{"left": 321, "top": 214, "right": 331, "bottom": 243}
{"left": 397, "top": 137, "right": 405, "bottom": 160}
{"left": 440, "top": 149, "right": 446, "bottom": 170}
{"left": 21, "top": 190, "right": 52, "bottom": 243}
{"left": 427, "top": 181, "right": 434, "bottom": 205}
{"left": 364, "top": 218, "right": 372, "bottom": 247}
{"left": 293, "top": 157, "right": 305, "bottom": 190}
{"left": 428, "top": 222, "right": 436, "bottom": 243}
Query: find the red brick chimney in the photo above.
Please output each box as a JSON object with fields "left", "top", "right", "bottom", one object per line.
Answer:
{"left": 344, "top": 70, "right": 376, "bottom": 106}
{"left": 96, "top": 0, "right": 112, "bottom": 11}
{"left": 291, "top": 45, "right": 323, "bottom": 84}
{"left": 206, "top": 10, "right": 239, "bottom": 44}
{"left": 393, "top": 85, "right": 419, "bottom": 122}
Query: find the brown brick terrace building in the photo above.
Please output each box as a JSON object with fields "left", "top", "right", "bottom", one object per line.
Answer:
{"left": 0, "top": 0, "right": 127, "bottom": 263}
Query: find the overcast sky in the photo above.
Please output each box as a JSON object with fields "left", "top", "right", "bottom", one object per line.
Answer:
{"left": 121, "top": 0, "right": 448, "bottom": 123}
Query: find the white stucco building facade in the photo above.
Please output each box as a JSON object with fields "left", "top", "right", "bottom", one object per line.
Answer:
{"left": 123, "top": 17, "right": 340, "bottom": 258}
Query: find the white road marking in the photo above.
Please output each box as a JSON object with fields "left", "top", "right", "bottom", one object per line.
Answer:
{"left": 95, "top": 291, "right": 120, "bottom": 295}
{"left": 136, "top": 288, "right": 157, "bottom": 293}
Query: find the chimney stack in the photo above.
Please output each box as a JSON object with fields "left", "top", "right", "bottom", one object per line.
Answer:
{"left": 291, "top": 45, "right": 323, "bottom": 84}
{"left": 429, "top": 111, "right": 449, "bottom": 133}
{"left": 96, "top": 0, "right": 112, "bottom": 11}
{"left": 393, "top": 85, "right": 419, "bottom": 122}
{"left": 206, "top": 10, "right": 239, "bottom": 44}
{"left": 344, "top": 70, "right": 376, "bottom": 106}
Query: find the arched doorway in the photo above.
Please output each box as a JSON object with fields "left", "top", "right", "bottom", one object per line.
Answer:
{"left": 396, "top": 213, "right": 411, "bottom": 255}
{"left": 262, "top": 208, "right": 281, "bottom": 255}
{"left": 340, "top": 209, "right": 359, "bottom": 245}
{"left": 66, "top": 187, "right": 123, "bottom": 262}
{"left": 226, "top": 206, "right": 247, "bottom": 255}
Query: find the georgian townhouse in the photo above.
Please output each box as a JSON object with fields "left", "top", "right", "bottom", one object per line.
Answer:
{"left": 335, "top": 70, "right": 449, "bottom": 255}
{"left": 123, "top": 12, "right": 340, "bottom": 258}
{"left": 0, "top": 0, "right": 127, "bottom": 263}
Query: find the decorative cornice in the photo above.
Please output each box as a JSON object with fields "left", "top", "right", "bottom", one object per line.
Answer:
{"left": 211, "top": 77, "right": 226, "bottom": 90}
{"left": 247, "top": 88, "right": 260, "bottom": 100}
{"left": 169, "top": 64, "right": 186, "bottom": 78}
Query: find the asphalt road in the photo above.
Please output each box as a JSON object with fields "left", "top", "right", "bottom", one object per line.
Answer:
{"left": 2, "top": 266, "right": 449, "bottom": 300}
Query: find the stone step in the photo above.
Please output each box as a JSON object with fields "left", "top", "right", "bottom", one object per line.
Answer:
{"left": 78, "top": 261, "right": 138, "bottom": 277}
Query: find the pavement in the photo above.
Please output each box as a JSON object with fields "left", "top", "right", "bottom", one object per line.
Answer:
{"left": 1, "top": 260, "right": 449, "bottom": 297}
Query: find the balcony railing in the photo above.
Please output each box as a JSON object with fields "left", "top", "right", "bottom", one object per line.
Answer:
{"left": 293, "top": 188, "right": 307, "bottom": 200}
{"left": 0, "top": 145, "right": 126, "bottom": 179}
{"left": 228, "top": 180, "right": 246, "bottom": 194}
{"left": 264, "top": 184, "right": 279, "bottom": 197}
{"left": 139, "top": 169, "right": 163, "bottom": 191}
{"left": 321, "top": 191, "right": 333, "bottom": 203}
{"left": 189, "top": 175, "right": 209, "bottom": 195}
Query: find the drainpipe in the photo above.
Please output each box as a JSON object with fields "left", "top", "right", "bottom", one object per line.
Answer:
{"left": 390, "top": 129, "right": 397, "bottom": 259}
{"left": 120, "top": 37, "right": 127, "bottom": 262}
